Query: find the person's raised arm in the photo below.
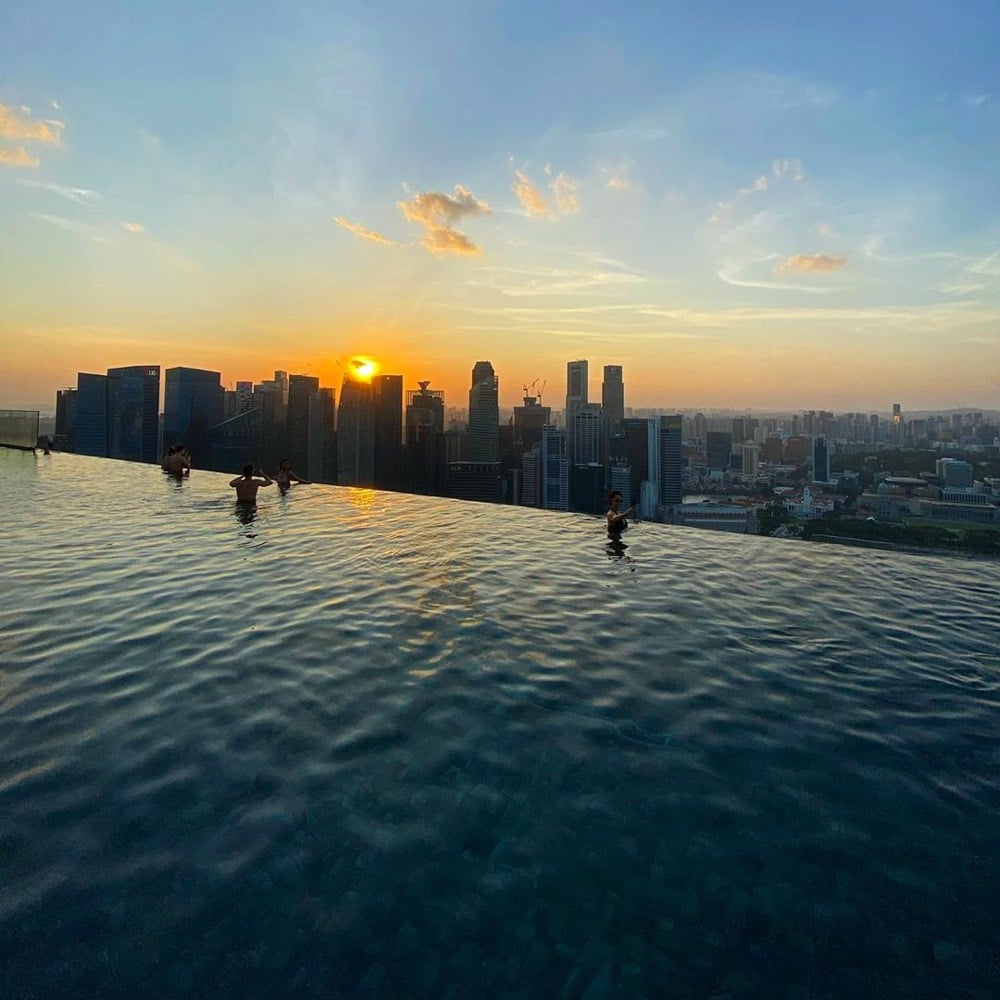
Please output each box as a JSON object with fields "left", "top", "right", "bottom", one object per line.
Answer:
{"left": 255, "top": 469, "right": 274, "bottom": 486}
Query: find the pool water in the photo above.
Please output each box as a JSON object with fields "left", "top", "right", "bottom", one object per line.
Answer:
{"left": 1, "top": 449, "right": 997, "bottom": 998}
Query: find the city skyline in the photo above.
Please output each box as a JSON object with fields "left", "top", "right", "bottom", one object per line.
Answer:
{"left": 2, "top": 2, "right": 998, "bottom": 412}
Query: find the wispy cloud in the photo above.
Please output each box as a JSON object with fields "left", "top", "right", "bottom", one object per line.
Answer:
{"left": 511, "top": 167, "right": 580, "bottom": 217}
{"left": 470, "top": 263, "right": 646, "bottom": 297}
{"left": 51, "top": 99, "right": 61, "bottom": 111}
{"left": 961, "top": 91, "right": 990, "bottom": 107}
{"left": 0, "top": 104, "right": 63, "bottom": 144}
{"left": 772, "top": 158, "right": 804, "bottom": 182}
{"left": 512, "top": 170, "right": 550, "bottom": 216}
{"left": 708, "top": 159, "right": 803, "bottom": 223}
{"left": 334, "top": 216, "right": 397, "bottom": 246}
{"left": 121, "top": 221, "right": 145, "bottom": 234}
{"left": 398, "top": 185, "right": 490, "bottom": 255}
{"left": 738, "top": 174, "right": 768, "bottom": 195}
{"left": 550, "top": 172, "right": 580, "bottom": 214}
{"left": 0, "top": 146, "right": 39, "bottom": 169}
{"left": 815, "top": 222, "right": 838, "bottom": 238}
{"left": 939, "top": 250, "right": 1000, "bottom": 294}
{"left": 601, "top": 164, "right": 633, "bottom": 191}
{"left": 18, "top": 179, "right": 98, "bottom": 204}
{"left": 32, "top": 213, "right": 109, "bottom": 243}
{"left": 775, "top": 253, "right": 847, "bottom": 275}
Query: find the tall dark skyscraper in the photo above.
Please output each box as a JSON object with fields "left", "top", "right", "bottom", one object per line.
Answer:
{"left": 468, "top": 361, "right": 499, "bottom": 462}
{"left": 307, "top": 387, "right": 336, "bottom": 484}
{"left": 706, "top": 431, "right": 733, "bottom": 472}
{"left": 405, "top": 382, "right": 446, "bottom": 495}
{"left": 601, "top": 365, "right": 624, "bottom": 438}
{"left": 163, "top": 367, "right": 224, "bottom": 465}
{"left": 659, "top": 415, "right": 683, "bottom": 506}
{"left": 541, "top": 425, "right": 568, "bottom": 511}
{"left": 373, "top": 374, "right": 403, "bottom": 492}
{"left": 107, "top": 365, "right": 160, "bottom": 463}
{"left": 337, "top": 375, "right": 375, "bottom": 486}
{"left": 287, "top": 374, "right": 320, "bottom": 473}
{"left": 565, "top": 359, "right": 588, "bottom": 459}
{"left": 54, "top": 388, "right": 77, "bottom": 451}
{"left": 812, "top": 435, "right": 830, "bottom": 484}
{"left": 75, "top": 373, "right": 109, "bottom": 457}
{"left": 623, "top": 417, "right": 649, "bottom": 508}
{"left": 513, "top": 394, "right": 550, "bottom": 448}
{"left": 571, "top": 403, "right": 604, "bottom": 465}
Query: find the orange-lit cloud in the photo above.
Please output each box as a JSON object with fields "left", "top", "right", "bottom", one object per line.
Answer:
{"left": 398, "top": 184, "right": 490, "bottom": 255}
{"left": 550, "top": 172, "right": 580, "bottom": 214}
{"left": 121, "top": 221, "right": 145, "bottom": 233}
{"left": 0, "top": 145, "right": 39, "bottom": 168}
{"left": 334, "top": 216, "right": 397, "bottom": 246}
{"left": 0, "top": 104, "right": 63, "bottom": 144}
{"left": 775, "top": 253, "right": 847, "bottom": 274}
{"left": 512, "top": 170, "right": 550, "bottom": 215}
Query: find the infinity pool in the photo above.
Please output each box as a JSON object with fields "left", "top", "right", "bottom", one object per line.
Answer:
{"left": 1, "top": 449, "right": 996, "bottom": 998}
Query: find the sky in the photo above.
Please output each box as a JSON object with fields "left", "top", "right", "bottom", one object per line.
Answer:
{"left": 1, "top": 0, "right": 998, "bottom": 413}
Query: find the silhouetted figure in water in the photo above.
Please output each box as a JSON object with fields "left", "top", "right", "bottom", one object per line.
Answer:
{"left": 275, "top": 458, "right": 308, "bottom": 492}
{"left": 606, "top": 490, "right": 635, "bottom": 540}
{"left": 230, "top": 464, "right": 274, "bottom": 503}
{"left": 162, "top": 445, "right": 190, "bottom": 476}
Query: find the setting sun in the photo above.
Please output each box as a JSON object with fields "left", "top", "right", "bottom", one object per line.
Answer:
{"left": 348, "top": 357, "right": 378, "bottom": 381}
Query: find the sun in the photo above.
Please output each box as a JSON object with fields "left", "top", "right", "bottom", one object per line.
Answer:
{"left": 348, "top": 356, "right": 378, "bottom": 381}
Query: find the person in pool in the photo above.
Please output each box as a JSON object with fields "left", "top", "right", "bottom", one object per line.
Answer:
{"left": 162, "top": 445, "right": 190, "bottom": 476}
{"left": 230, "top": 464, "right": 274, "bottom": 502}
{"left": 606, "top": 490, "right": 636, "bottom": 538}
{"left": 274, "top": 458, "right": 309, "bottom": 492}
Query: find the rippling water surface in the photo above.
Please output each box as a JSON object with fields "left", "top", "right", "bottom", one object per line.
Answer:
{"left": 1, "top": 449, "right": 997, "bottom": 999}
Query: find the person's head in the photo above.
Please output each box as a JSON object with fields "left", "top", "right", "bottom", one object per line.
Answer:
{"left": 608, "top": 490, "right": 623, "bottom": 506}
{"left": 177, "top": 443, "right": 186, "bottom": 453}
{"left": 279, "top": 458, "right": 290, "bottom": 471}
{"left": 242, "top": 463, "right": 254, "bottom": 478}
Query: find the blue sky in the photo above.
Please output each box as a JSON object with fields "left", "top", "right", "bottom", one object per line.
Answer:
{"left": 1, "top": 0, "right": 998, "bottom": 410}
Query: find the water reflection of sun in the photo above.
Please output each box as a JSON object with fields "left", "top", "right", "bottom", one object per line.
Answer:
{"left": 345, "top": 488, "right": 377, "bottom": 513}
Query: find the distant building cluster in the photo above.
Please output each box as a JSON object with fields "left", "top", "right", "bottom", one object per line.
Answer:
{"left": 50, "top": 365, "right": 999, "bottom": 535}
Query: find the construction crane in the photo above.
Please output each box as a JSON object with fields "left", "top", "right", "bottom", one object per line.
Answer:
{"left": 521, "top": 377, "right": 548, "bottom": 404}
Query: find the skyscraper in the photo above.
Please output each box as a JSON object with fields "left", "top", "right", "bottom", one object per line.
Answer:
{"left": 468, "top": 361, "right": 499, "bottom": 462}
{"left": 565, "top": 359, "right": 588, "bottom": 460}
{"left": 54, "top": 387, "right": 77, "bottom": 451}
{"left": 75, "top": 373, "right": 109, "bottom": 457}
{"left": 513, "top": 394, "right": 550, "bottom": 448}
{"left": 571, "top": 403, "right": 604, "bottom": 465}
{"left": 706, "top": 431, "right": 733, "bottom": 472}
{"left": 307, "top": 387, "right": 336, "bottom": 483}
{"left": 601, "top": 365, "right": 624, "bottom": 438}
{"left": 659, "top": 415, "right": 683, "bottom": 506}
{"left": 163, "top": 367, "right": 224, "bottom": 465}
{"left": 373, "top": 374, "right": 403, "bottom": 491}
{"left": 812, "top": 435, "right": 830, "bottom": 484}
{"left": 337, "top": 374, "right": 375, "bottom": 486}
{"left": 621, "top": 417, "right": 648, "bottom": 509}
{"left": 541, "top": 425, "right": 568, "bottom": 511}
{"left": 107, "top": 365, "right": 160, "bottom": 463}
{"left": 405, "top": 382, "right": 446, "bottom": 495}
{"left": 287, "top": 374, "right": 320, "bottom": 473}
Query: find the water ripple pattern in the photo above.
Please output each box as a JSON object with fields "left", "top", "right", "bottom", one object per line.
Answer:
{"left": 1, "top": 449, "right": 997, "bottom": 999}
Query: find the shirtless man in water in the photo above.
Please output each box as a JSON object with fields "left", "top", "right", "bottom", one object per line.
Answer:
{"left": 230, "top": 464, "right": 274, "bottom": 502}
